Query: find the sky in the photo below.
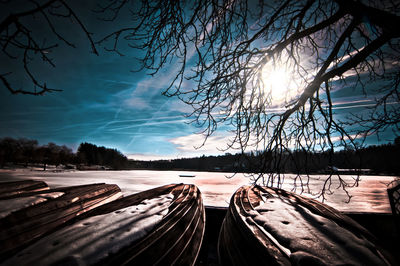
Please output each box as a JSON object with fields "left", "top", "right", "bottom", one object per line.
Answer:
{"left": 0, "top": 1, "right": 237, "bottom": 160}
{"left": 0, "top": 1, "right": 398, "bottom": 160}
{"left": 0, "top": 44, "right": 230, "bottom": 160}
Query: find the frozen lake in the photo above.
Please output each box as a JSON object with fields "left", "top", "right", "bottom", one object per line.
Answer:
{"left": 0, "top": 169, "right": 396, "bottom": 213}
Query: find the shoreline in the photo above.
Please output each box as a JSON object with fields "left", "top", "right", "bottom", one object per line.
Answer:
{"left": 2, "top": 163, "right": 399, "bottom": 176}
{"left": 0, "top": 168, "right": 396, "bottom": 214}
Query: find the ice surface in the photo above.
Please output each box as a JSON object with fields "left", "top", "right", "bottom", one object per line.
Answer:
{"left": 4, "top": 193, "right": 174, "bottom": 266}
{"left": 252, "top": 196, "right": 386, "bottom": 265}
{"left": 0, "top": 192, "right": 64, "bottom": 219}
{"left": 0, "top": 169, "right": 395, "bottom": 212}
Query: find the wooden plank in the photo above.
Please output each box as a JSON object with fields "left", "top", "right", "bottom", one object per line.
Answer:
{"left": 100, "top": 184, "right": 206, "bottom": 266}
{"left": 173, "top": 202, "right": 205, "bottom": 266}
{"left": 107, "top": 184, "right": 195, "bottom": 264}
{"left": 387, "top": 182, "right": 400, "bottom": 215}
{"left": 156, "top": 190, "right": 203, "bottom": 265}
{"left": 0, "top": 180, "right": 49, "bottom": 199}
{"left": 220, "top": 186, "right": 289, "bottom": 266}
{"left": 0, "top": 183, "right": 122, "bottom": 261}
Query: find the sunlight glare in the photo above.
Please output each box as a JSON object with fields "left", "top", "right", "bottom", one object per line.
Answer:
{"left": 261, "top": 63, "right": 298, "bottom": 106}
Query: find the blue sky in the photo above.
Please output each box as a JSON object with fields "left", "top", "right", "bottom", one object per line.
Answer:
{"left": 0, "top": 1, "right": 398, "bottom": 160}
{"left": 0, "top": 47, "right": 232, "bottom": 159}
{"left": 0, "top": 1, "right": 242, "bottom": 160}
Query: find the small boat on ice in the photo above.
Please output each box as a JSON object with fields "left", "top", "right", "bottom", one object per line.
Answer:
{"left": 3, "top": 183, "right": 205, "bottom": 265}
{"left": 218, "top": 185, "right": 393, "bottom": 265}
{"left": 179, "top": 174, "right": 196, "bottom": 178}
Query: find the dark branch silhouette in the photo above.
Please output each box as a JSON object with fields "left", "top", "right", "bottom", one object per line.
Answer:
{"left": 97, "top": 0, "right": 400, "bottom": 198}
{"left": 0, "top": 0, "right": 98, "bottom": 95}
{"left": 2, "top": 1, "right": 399, "bottom": 199}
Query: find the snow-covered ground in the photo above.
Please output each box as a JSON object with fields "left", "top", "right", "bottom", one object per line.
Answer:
{"left": 0, "top": 169, "right": 396, "bottom": 213}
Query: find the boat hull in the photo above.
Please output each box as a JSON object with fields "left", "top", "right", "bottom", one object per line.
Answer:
{"left": 0, "top": 180, "right": 49, "bottom": 198}
{"left": 0, "top": 181, "right": 122, "bottom": 260}
{"left": 3, "top": 183, "right": 205, "bottom": 266}
{"left": 87, "top": 183, "right": 206, "bottom": 266}
{"left": 218, "top": 185, "right": 392, "bottom": 265}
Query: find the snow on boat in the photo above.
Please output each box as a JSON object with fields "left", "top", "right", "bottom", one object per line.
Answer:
{"left": 4, "top": 183, "right": 206, "bottom": 266}
{"left": 218, "top": 185, "right": 392, "bottom": 265}
{"left": 0, "top": 181, "right": 122, "bottom": 261}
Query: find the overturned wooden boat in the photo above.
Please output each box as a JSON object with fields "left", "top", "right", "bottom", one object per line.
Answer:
{"left": 218, "top": 185, "right": 393, "bottom": 265}
{"left": 0, "top": 180, "right": 49, "bottom": 198}
{"left": 387, "top": 181, "right": 400, "bottom": 230}
{"left": 0, "top": 181, "right": 122, "bottom": 261}
{"left": 3, "top": 183, "right": 206, "bottom": 266}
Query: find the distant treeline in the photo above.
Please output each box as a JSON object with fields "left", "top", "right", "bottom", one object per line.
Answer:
{"left": 1, "top": 136, "right": 399, "bottom": 174}
{"left": 0, "top": 138, "right": 127, "bottom": 170}
{"left": 130, "top": 138, "right": 400, "bottom": 175}
{"left": 77, "top": 142, "right": 127, "bottom": 169}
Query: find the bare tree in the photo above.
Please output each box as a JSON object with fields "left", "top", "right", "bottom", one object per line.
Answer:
{"left": 2, "top": 1, "right": 399, "bottom": 198}
{"left": 97, "top": 0, "right": 400, "bottom": 198}
{"left": 0, "top": 0, "right": 97, "bottom": 95}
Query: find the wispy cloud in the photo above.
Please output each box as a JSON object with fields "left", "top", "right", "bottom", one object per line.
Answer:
{"left": 329, "top": 131, "right": 376, "bottom": 143}
{"left": 106, "top": 118, "right": 189, "bottom": 132}
{"left": 169, "top": 132, "right": 235, "bottom": 156}
{"left": 126, "top": 153, "right": 179, "bottom": 161}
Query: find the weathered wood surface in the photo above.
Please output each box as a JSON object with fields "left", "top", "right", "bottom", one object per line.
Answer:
{"left": 218, "top": 185, "right": 393, "bottom": 266}
{"left": 388, "top": 182, "right": 400, "bottom": 216}
{"left": 0, "top": 182, "right": 122, "bottom": 260}
{"left": 0, "top": 180, "right": 49, "bottom": 199}
{"left": 95, "top": 183, "right": 206, "bottom": 266}
{"left": 3, "top": 183, "right": 205, "bottom": 266}
{"left": 387, "top": 182, "right": 400, "bottom": 234}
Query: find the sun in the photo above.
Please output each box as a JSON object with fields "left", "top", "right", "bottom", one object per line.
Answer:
{"left": 261, "top": 63, "right": 297, "bottom": 106}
